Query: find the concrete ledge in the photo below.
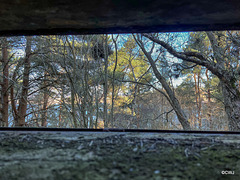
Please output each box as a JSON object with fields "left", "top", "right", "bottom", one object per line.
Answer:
{"left": 0, "top": 131, "right": 239, "bottom": 179}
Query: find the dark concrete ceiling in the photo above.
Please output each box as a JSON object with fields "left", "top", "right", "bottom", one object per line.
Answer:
{"left": 1, "top": 0, "right": 240, "bottom": 35}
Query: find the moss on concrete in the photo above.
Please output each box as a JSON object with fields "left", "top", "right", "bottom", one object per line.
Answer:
{"left": 0, "top": 131, "right": 239, "bottom": 179}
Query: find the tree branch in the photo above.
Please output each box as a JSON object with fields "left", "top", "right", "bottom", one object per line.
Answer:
{"left": 142, "top": 33, "right": 225, "bottom": 80}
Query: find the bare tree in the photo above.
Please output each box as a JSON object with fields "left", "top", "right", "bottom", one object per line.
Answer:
{"left": 143, "top": 32, "right": 240, "bottom": 131}
{"left": 134, "top": 34, "right": 191, "bottom": 130}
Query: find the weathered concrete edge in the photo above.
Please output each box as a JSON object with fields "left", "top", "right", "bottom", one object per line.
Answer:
{"left": 1, "top": 131, "right": 240, "bottom": 144}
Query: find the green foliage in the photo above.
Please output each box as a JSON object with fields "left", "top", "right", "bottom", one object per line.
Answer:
{"left": 107, "top": 35, "right": 153, "bottom": 114}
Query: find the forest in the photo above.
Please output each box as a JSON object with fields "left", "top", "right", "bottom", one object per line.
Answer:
{"left": 0, "top": 31, "right": 240, "bottom": 131}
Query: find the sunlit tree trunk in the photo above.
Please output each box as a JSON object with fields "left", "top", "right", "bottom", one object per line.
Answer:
{"left": 205, "top": 69, "right": 212, "bottom": 129}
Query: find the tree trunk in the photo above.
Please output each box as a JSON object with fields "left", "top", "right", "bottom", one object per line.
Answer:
{"left": 103, "top": 35, "right": 109, "bottom": 128}
{"left": 134, "top": 35, "right": 191, "bottom": 130}
{"left": 193, "top": 70, "right": 202, "bottom": 129}
{"left": 221, "top": 82, "right": 240, "bottom": 131}
{"left": 111, "top": 35, "right": 118, "bottom": 127}
{"left": 41, "top": 72, "right": 48, "bottom": 127}
{"left": 66, "top": 36, "right": 78, "bottom": 128}
{"left": 17, "top": 36, "right": 32, "bottom": 126}
{"left": 142, "top": 32, "right": 240, "bottom": 131}
{"left": 1, "top": 37, "right": 9, "bottom": 127}
{"left": 95, "top": 87, "right": 99, "bottom": 129}
{"left": 205, "top": 69, "right": 212, "bottom": 129}
{"left": 59, "top": 84, "right": 65, "bottom": 127}
{"left": 206, "top": 32, "right": 240, "bottom": 131}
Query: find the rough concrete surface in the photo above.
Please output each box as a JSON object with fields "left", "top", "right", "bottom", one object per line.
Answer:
{"left": 0, "top": 131, "right": 240, "bottom": 179}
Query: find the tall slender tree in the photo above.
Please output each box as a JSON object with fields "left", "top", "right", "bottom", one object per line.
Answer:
{"left": 134, "top": 34, "right": 191, "bottom": 130}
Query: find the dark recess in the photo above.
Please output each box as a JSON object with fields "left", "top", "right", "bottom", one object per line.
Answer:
{"left": 0, "top": 0, "right": 240, "bottom": 35}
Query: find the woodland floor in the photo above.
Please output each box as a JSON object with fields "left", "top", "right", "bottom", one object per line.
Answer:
{"left": 0, "top": 130, "right": 240, "bottom": 180}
